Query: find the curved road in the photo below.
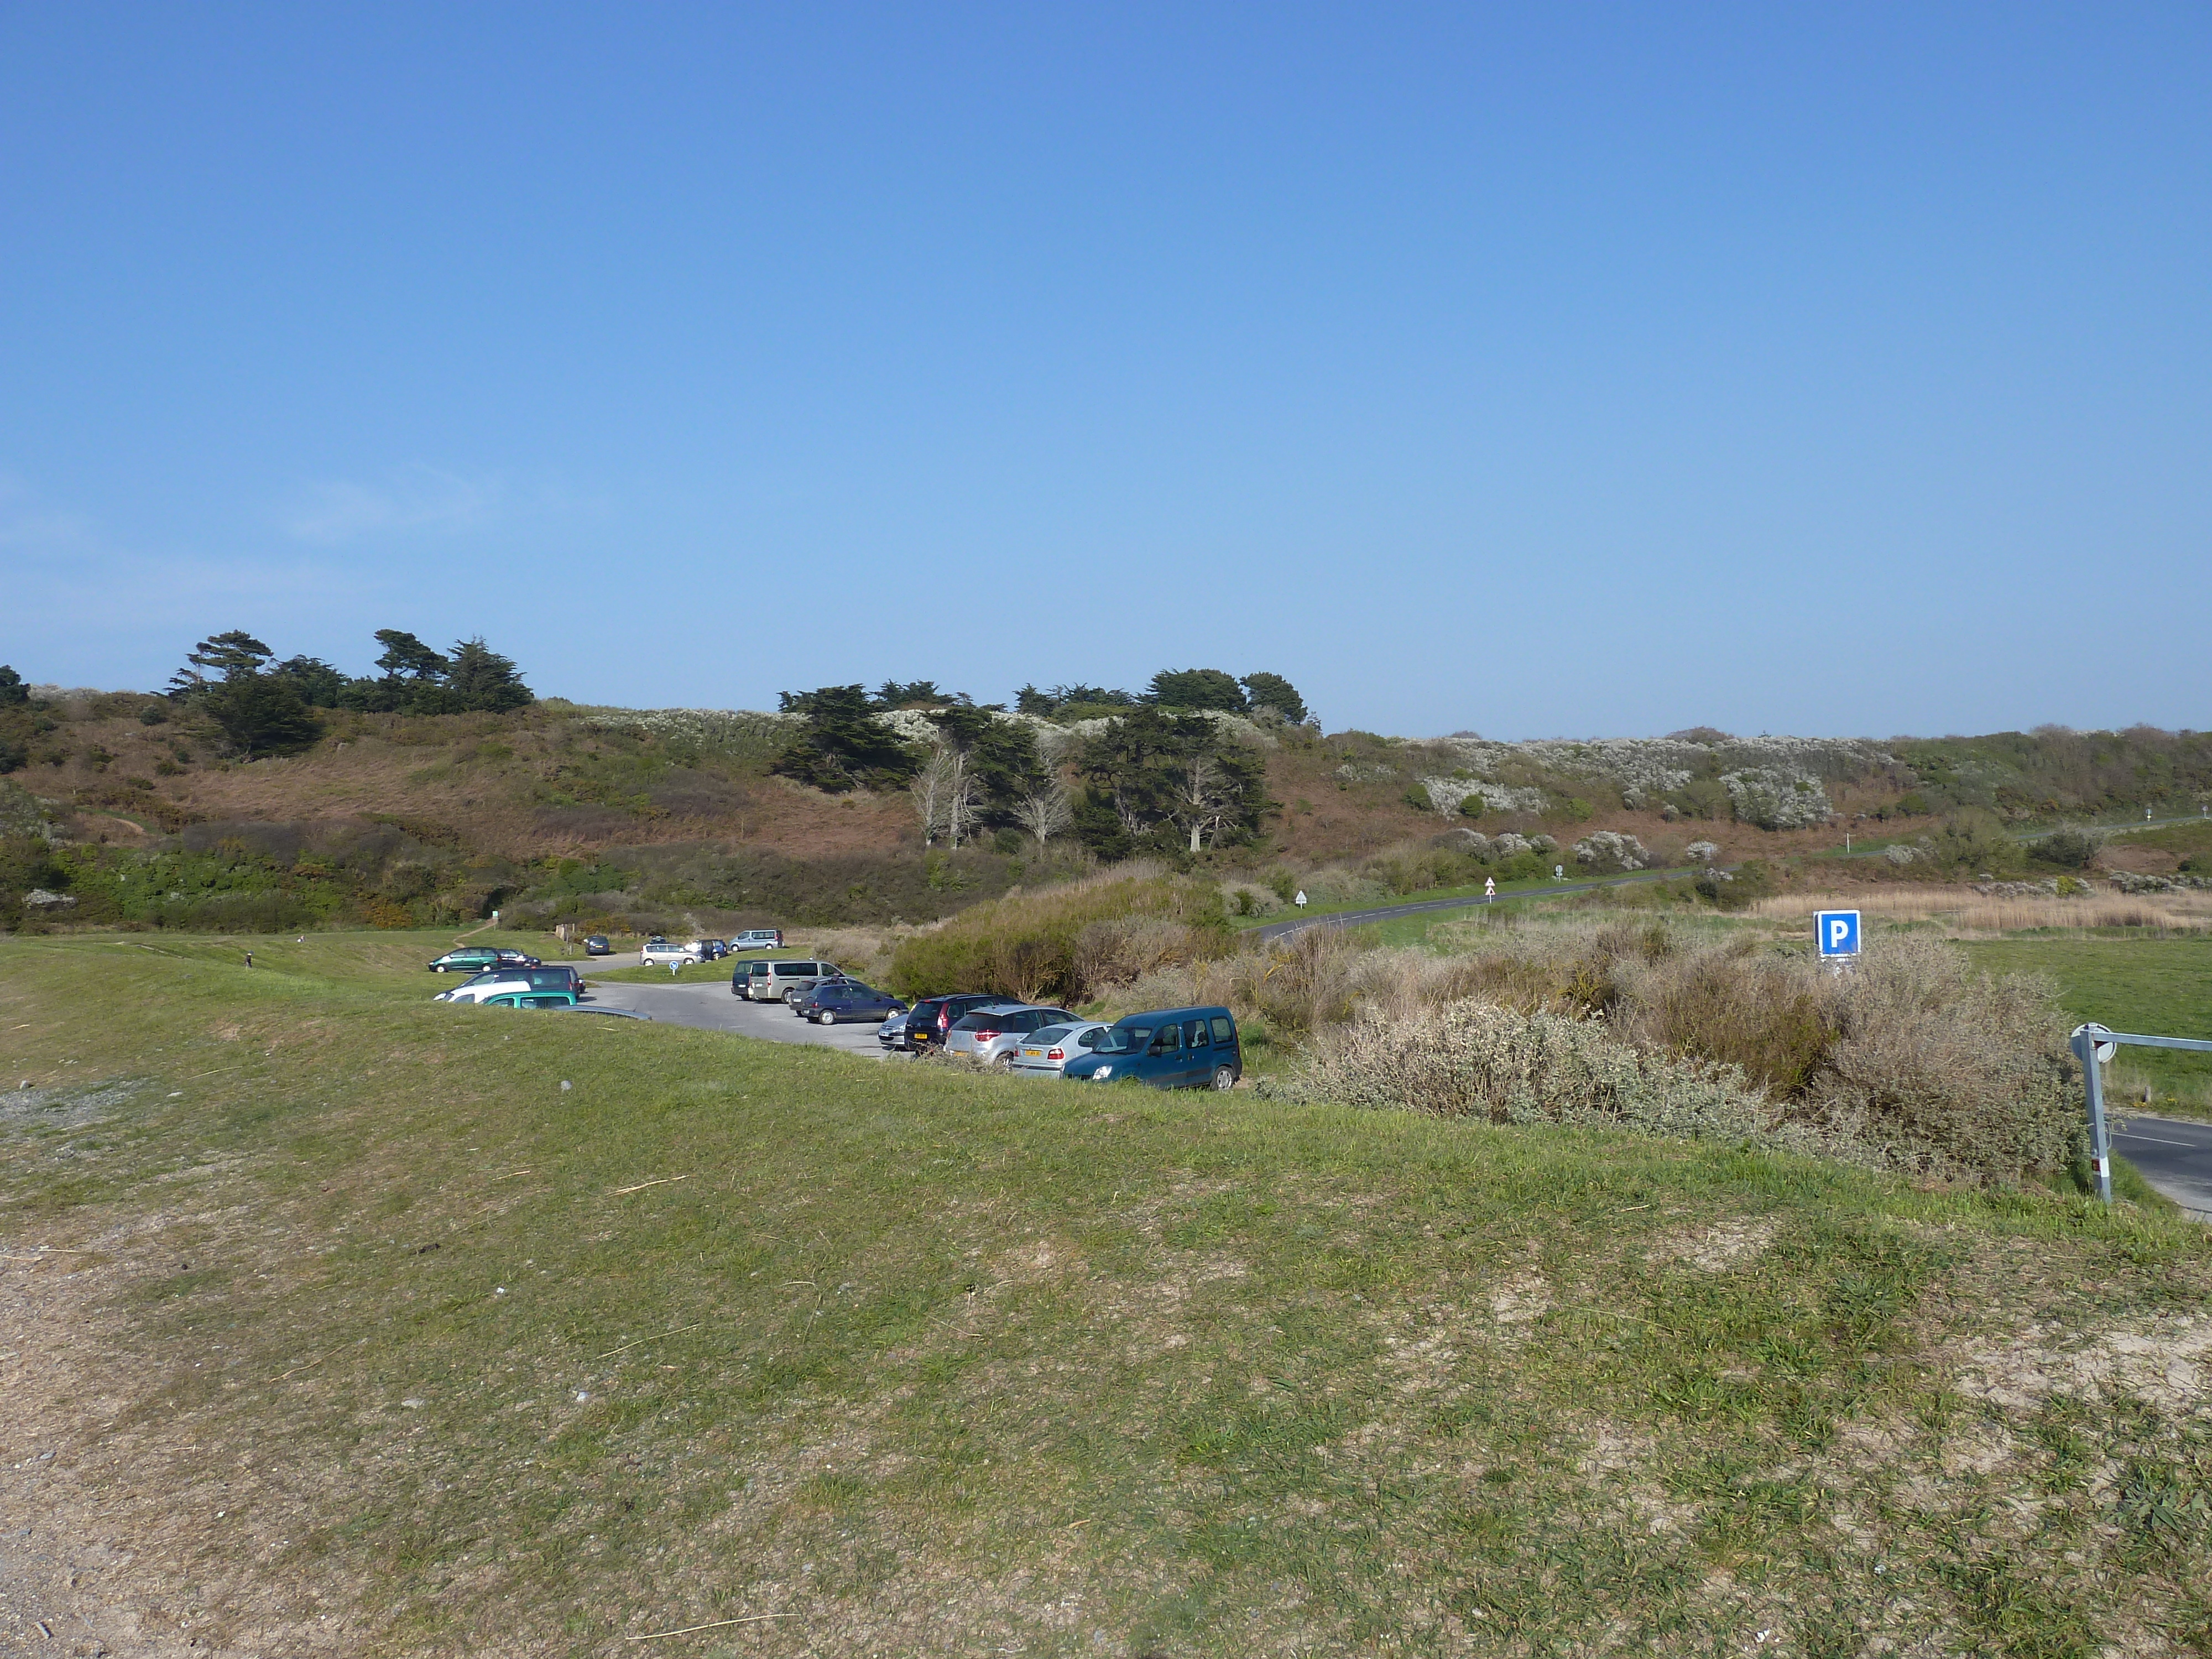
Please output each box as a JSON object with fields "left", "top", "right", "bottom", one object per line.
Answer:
{"left": 1251, "top": 867, "right": 1689, "bottom": 942}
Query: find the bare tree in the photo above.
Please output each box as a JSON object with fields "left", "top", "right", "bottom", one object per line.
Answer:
{"left": 1171, "top": 754, "right": 1245, "bottom": 853}
{"left": 1013, "top": 783, "right": 1073, "bottom": 851}
{"left": 912, "top": 745, "right": 954, "bottom": 847}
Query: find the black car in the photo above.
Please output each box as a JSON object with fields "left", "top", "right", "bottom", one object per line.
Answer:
{"left": 583, "top": 935, "right": 612, "bottom": 956}
{"left": 900, "top": 993, "right": 1014, "bottom": 1054}
{"left": 493, "top": 949, "right": 543, "bottom": 968}
{"left": 794, "top": 981, "right": 907, "bottom": 1026}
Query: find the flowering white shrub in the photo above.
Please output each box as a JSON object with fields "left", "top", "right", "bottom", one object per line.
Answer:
{"left": 1884, "top": 843, "right": 1919, "bottom": 867}
{"left": 1529, "top": 835, "right": 1558, "bottom": 854}
{"left": 1721, "top": 767, "right": 1833, "bottom": 831}
{"left": 1488, "top": 832, "right": 1532, "bottom": 858}
{"left": 1684, "top": 841, "right": 1720, "bottom": 864}
{"left": 1572, "top": 831, "right": 1648, "bottom": 872}
{"left": 1417, "top": 776, "right": 1547, "bottom": 816}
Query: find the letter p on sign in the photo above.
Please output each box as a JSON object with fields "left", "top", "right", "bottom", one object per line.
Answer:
{"left": 1814, "top": 910, "right": 1861, "bottom": 958}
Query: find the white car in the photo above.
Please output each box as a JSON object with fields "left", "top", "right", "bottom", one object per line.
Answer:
{"left": 640, "top": 941, "right": 701, "bottom": 967}
{"left": 1007, "top": 1021, "right": 1112, "bottom": 1077}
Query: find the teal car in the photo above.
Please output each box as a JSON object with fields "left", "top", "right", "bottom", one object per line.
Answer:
{"left": 479, "top": 989, "right": 580, "bottom": 1009}
{"left": 1060, "top": 1006, "right": 1241, "bottom": 1091}
{"left": 428, "top": 947, "right": 502, "bottom": 974}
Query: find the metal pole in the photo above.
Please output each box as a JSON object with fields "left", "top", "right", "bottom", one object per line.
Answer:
{"left": 2072, "top": 1024, "right": 2113, "bottom": 1204}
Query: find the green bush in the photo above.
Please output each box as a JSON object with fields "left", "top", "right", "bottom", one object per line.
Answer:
{"left": 1402, "top": 784, "right": 1434, "bottom": 813}
{"left": 2028, "top": 828, "right": 2104, "bottom": 869}
{"left": 1458, "top": 794, "right": 1485, "bottom": 820}
{"left": 886, "top": 868, "right": 1229, "bottom": 1004}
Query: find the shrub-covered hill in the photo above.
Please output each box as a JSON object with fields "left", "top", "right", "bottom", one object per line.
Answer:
{"left": 4, "top": 669, "right": 2208, "bottom": 936}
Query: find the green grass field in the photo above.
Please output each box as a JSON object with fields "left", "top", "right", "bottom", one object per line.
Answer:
{"left": 1964, "top": 937, "right": 2212, "bottom": 1116}
{"left": 3, "top": 930, "right": 2209, "bottom": 1656}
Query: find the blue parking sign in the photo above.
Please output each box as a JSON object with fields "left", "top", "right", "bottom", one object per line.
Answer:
{"left": 1814, "top": 909, "right": 1861, "bottom": 958}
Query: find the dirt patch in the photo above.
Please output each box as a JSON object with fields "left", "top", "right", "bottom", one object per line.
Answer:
{"left": 1955, "top": 1316, "right": 2212, "bottom": 1413}
{"left": 1646, "top": 1219, "right": 1778, "bottom": 1272}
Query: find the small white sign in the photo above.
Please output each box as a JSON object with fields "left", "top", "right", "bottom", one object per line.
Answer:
{"left": 1293, "top": 890, "right": 1307, "bottom": 907}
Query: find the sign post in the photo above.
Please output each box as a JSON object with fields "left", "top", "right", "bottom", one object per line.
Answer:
{"left": 2070, "top": 1023, "right": 2116, "bottom": 1203}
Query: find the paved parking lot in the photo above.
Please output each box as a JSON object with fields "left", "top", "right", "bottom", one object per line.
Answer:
{"left": 581, "top": 974, "right": 902, "bottom": 1058}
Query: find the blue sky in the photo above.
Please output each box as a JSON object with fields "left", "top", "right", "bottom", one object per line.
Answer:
{"left": 4, "top": 3, "right": 2208, "bottom": 738}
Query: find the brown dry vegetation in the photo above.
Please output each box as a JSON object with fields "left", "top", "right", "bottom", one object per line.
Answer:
{"left": 1750, "top": 885, "right": 2212, "bottom": 936}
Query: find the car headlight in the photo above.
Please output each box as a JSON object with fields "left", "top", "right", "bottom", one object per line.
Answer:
{"left": 1093, "top": 1065, "right": 1112, "bottom": 1079}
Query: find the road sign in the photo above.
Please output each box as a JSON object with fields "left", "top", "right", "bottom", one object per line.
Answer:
{"left": 1814, "top": 909, "right": 1861, "bottom": 958}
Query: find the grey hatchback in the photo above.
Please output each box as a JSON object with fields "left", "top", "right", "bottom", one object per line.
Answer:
{"left": 944, "top": 1004, "right": 1077, "bottom": 1069}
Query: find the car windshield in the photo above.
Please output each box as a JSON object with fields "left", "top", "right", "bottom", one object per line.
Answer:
{"left": 1030, "top": 1026, "right": 1071, "bottom": 1045}
{"left": 1092, "top": 1024, "right": 1153, "bottom": 1055}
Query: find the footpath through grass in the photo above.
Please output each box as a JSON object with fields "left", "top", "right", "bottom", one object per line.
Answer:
{"left": 2, "top": 931, "right": 2208, "bottom": 1656}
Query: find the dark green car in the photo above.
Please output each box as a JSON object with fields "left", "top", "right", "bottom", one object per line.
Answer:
{"left": 428, "top": 947, "right": 501, "bottom": 974}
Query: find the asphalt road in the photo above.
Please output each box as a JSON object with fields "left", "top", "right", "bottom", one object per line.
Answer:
{"left": 581, "top": 976, "right": 901, "bottom": 1059}
{"left": 1251, "top": 868, "right": 1684, "bottom": 941}
{"left": 2112, "top": 1114, "right": 2212, "bottom": 1220}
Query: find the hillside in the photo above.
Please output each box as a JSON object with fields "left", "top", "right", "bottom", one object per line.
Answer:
{"left": 3, "top": 667, "right": 2208, "bottom": 937}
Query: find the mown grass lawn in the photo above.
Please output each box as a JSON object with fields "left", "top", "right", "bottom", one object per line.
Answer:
{"left": 2, "top": 931, "right": 2208, "bottom": 1657}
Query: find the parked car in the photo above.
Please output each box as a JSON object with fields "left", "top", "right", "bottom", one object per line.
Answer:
{"left": 1060, "top": 1007, "right": 1242, "bottom": 1090}
{"left": 877, "top": 1008, "right": 911, "bottom": 1050}
{"left": 640, "top": 941, "right": 701, "bottom": 967}
{"left": 945, "top": 1004, "right": 1078, "bottom": 1069}
{"left": 436, "top": 966, "right": 587, "bottom": 1004}
{"left": 730, "top": 928, "right": 784, "bottom": 952}
{"left": 428, "top": 947, "right": 502, "bottom": 974}
{"left": 479, "top": 989, "right": 580, "bottom": 1009}
{"left": 899, "top": 993, "right": 1018, "bottom": 1055}
{"left": 687, "top": 938, "right": 729, "bottom": 961}
{"left": 732, "top": 959, "right": 773, "bottom": 999}
{"left": 493, "top": 948, "right": 543, "bottom": 968}
{"left": 583, "top": 935, "right": 613, "bottom": 956}
{"left": 764, "top": 961, "right": 842, "bottom": 1004}
{"left": 793, "top": 982, "right": 908, "bottom": 1025}
{"left": 1008, "top": 1021, "right": 1112, "bottom": 1078}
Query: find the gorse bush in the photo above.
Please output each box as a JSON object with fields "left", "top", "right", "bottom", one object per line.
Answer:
{"left": 1265, "top": 923, "right": 2082, "bottom": 1180}
{"left": 1261, "top": 1003, "right": 1781, "bottom": 1149}
{"left": 886, "top": 864, "right": 1230, "bottom": 1004}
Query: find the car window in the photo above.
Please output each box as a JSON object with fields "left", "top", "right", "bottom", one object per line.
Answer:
{"left": 1079, "top": 1027, "right": 1105, "bottom": 1048}
{"left": 1152, "top": 1025, "right": 1183, "bottom": 1052}
{"left": 1030, "top": 1026, "right": 1071, "bottom": 1044}
{"left": 1186, "top": 1019, "right": 1211, "bottom": 1048}
{"left": 1094, "top": 1025, "right": 1151, "bottom": 1055}
{"left": 1211, "top": 1016, "right": 1234, "bottom": 1043}
{"left": 488, "top": 994, "right": 520, "bottom": 1006}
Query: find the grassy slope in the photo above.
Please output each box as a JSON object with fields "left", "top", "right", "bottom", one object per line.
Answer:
{"left": 1964, "top": 936, "right": 2212, "bottom": 1115}
{"left": 3, "top": 935, "right": 2209, "bottom": 1657}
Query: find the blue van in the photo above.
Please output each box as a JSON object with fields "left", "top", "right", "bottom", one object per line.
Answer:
{"left": 1060, "top": 1006, "right": 1241, "bottom": 1091}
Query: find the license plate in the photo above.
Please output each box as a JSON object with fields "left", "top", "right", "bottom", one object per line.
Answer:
{"left": 1021, "top": 1048, "right": 1042, "bottom": 1058}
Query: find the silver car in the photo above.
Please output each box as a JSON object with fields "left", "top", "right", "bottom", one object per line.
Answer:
{"left": 1008, "top": 1021, "right": 1112, "bottom": 1077}
{"left": 943, "top": 1004, "right": 1077, "bottom": 1070}
{"left": 760, "top": 960, "right": 841, "bottom": 1005}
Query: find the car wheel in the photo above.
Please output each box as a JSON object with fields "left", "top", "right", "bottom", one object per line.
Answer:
{"left": 818, "top": 1009, "right": 836, "bottom": 1026}
{"left": 1211, "top": 1065, "right": 1235, "bottom": 1091}
{"left": 991, "top": 1052, "right": 1012, "bottom": 1072}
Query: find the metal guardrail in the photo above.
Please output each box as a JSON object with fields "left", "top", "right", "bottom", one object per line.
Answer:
{"left": 2070, "top": 1022, "right": 2212, "bottom": 1204}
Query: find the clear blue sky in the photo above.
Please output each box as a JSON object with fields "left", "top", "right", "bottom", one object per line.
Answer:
{"left": 4, "top": 4, "right": 2208, "bottom": 738}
